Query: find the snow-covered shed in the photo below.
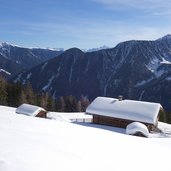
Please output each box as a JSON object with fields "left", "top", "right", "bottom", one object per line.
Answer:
{"left": 16, "top": 104, "right": 47, "bottom": 118}
{"left": 86, "top": 97, "right": 163, "bottom": 131}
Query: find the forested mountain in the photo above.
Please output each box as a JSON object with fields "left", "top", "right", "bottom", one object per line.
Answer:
{"left": 0, "top": 42, "right": 63, "bottom": 77}
{"left": 13, "top": 35, "right": 171, "bottom": 111}
{"left": 0, "top": 76, "right": 90, "bottom": 112}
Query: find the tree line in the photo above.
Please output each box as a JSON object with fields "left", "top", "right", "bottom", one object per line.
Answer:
{"left": 1, "top": 75, "right": 171, "bottom": 123}
{"left": 0, "top": 76, "right": 90, "bottom": 112}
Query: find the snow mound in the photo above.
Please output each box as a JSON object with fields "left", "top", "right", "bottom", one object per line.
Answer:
{"left": 0, "top": 160, "right": 8, "bottom": 171}
{"left": 47, "top": 112, "right": 92, "bottom": 122}
{"left": 126, "top": 122, "right": 149, "bottom": 137}
{"left": 47, "top": 112, "right": 71, "bottom": 122}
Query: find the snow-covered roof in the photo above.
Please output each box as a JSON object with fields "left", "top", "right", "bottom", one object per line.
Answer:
{"left": 16, "top": 103, "right": 46, "bottom": 117}
{"left": 86, "top": 97, "right": 162, "bottom": 125}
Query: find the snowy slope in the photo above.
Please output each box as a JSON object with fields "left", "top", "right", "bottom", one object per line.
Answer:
{"left": 0, "top": 106, "right": 171, "bottom": 171}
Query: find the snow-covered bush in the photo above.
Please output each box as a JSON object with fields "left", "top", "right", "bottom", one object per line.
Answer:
{"left": 126, "top": 122, "right": 149, "bottom": 137}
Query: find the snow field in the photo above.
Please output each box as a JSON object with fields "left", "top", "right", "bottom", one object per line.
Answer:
{"left": 0, "top": 106, "right": 171, "bottom": 171}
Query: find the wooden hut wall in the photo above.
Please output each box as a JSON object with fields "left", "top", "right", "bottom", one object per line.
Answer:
{"left": 93, "top": 115, "right": 155, "bottom": 131}
{"left": 36, "top": 111, "right": 47, "bottom": 118}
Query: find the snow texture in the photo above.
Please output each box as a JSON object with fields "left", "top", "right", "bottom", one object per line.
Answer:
{"left": 26, "top": 73, "right": 32, "bottom": 79}
{"left": 14, "top": 73, "right": 22, "bottom": 83}
{"left": 146, "top": 58, "right": 160, "bottom": 73}
{"left": 47, "top": 112, "right": 92, "bottom": 122}
{"left": 135, "top": 79, "right": 152, "bottom": 87}
{"left": 41, "top": 62, "right": 47, "bottom": 72}
{"left": 0, "top": 105, "right": 171, "bottom": 171}
{"left": 42, "top": 75, "right": 55, "bottom": 91}
{"left": 16, "top": 60, "right": 21, "bottom": 64}
{"left": 146, "top": 57, "right": 171, "bottom": 78}
{"left": 166, "top": 76, "right": 171, "bottom": 81}
{"left": 139, "top": 90, "right": 145, "bottom": 100}
{"left": 1, "top": 105, "right": 171, "bottom": 171}
{"left": 160, "top": 58, "right": 171, "bottom": 65}
{"left": 0, "top": 69, "right": 11, "bottom": 75}
{"left": 86, "top": 97, "right": 162, "bottom": 125}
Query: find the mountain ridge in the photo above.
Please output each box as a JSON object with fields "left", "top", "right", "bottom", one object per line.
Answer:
{"left": 12, "top": 35, "right": 171, "bottom": 110}
{"left": 0, "top": 42, "right": 64, "bottom": 77}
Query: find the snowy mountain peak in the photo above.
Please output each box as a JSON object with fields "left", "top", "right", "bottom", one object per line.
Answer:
{"left": 0, "top": 41, "right": 65, "bottom": 51}
{"left": 46, "top": 47, "right": 64, "bottom": 51}
{"left": 0, "top": 41, "right": 9, "bottom": 47}
{"left": 84, "top": 45, "right": 110, "bottom": 52}
{"left": 162, "top": 34, "right": 171, "bottom": 39}
{"left": 0, "top": 41, "right": 22, "bottom": 49}
{"left": 157, "top": 34, "right": 171, "bottom": 41}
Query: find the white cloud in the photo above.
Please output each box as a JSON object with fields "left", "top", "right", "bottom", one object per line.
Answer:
{"left": 4, "top": 18, "right": 170, "bottom": 49}
{"left": 92, "top": 0, "right": 171, "bottom": 15}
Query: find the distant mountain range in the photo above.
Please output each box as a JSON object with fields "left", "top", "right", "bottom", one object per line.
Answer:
{"left": 12, "top": 34, "right": 171, "bottom": 110}
{"left": 0, "top": 42, "right": 64, "bottom": 77}
{"left": 82, "top": 45, "right": 110, "bottom": 52}
{"left": 0, "top": 42, "right": 109, "bottom": 78}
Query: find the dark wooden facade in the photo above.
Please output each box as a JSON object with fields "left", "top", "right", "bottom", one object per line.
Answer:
{"left": 35, "top": 110, "right": 47, "bottom": 118}
{"left": 92, "top": 114, "right": 156, "bottom": 132}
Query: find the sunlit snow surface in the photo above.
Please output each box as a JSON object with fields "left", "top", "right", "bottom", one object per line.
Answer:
{"left": 0, "top": 105, "right": 171, "bottom": 171}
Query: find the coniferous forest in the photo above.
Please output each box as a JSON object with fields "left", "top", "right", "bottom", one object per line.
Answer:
{"left": 0, "top": 75, "right": 171, "bottom": 123}
{"left": 0, "top": 76, "right": 90, "bottom": 112}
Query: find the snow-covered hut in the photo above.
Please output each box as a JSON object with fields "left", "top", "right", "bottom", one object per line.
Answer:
{"left": 86, "top": 97, "right": 163, "bottom": 131}
{"left": 16, "top": 104, "right": 47, "bottom": 118}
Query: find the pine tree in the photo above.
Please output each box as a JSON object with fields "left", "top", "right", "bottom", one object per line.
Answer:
{"left": 76, "top": 100, "right": 82, "bottom": 112}
{"left": 25, "top": 82, "right": 36, "bottom": 105}
{"left": 7, "top": 82, "right": 24, "bottom": 107}
{"left": 19, "top": 90, "right": 28, "bottom": 105}
{"left": 46, "top": 93, "right": 56, "bottom": 111}
{"left": 59, "top": 96, "right": 66, "bottom": 112}
{"left": 0, "top": 76, "right": 7, "bottom": 105}
{"left": 39, "top": 93, "right": 48, "bottom": 110}
{"left": 80, "top": 96, "right": 90, "bottom": 112}
{"left": 65, "top": 95, "right": 77, "bottom": 112}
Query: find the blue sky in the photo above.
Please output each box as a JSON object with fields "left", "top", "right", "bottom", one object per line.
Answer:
{"left": 0, "top": 0, "right": 171, "bottom": 49}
